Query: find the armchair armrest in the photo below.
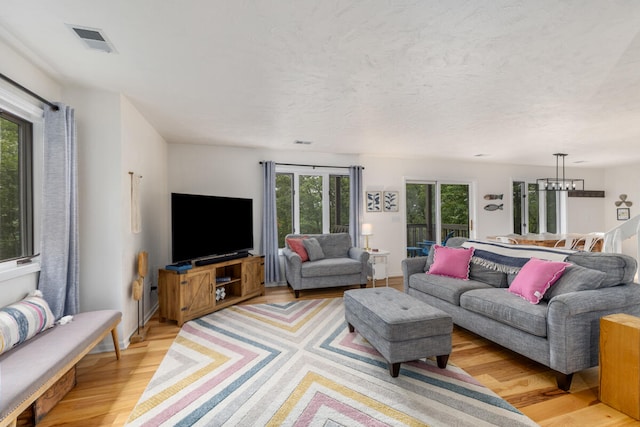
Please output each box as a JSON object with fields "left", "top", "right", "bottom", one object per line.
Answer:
{"left": 282, "top": 248, "right": 302, "bottom": 289}
{"left": 348, "top": 247, "right": 368, "bottom": 263}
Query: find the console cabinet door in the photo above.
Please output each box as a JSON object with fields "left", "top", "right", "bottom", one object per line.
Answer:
{"left": 182, "top": 270, "right": 214, "bottom": 320}
{"left": 242, "top": 258, "right": 264, "bottom": 296}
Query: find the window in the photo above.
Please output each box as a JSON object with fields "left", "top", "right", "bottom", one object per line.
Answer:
{"left": 512, "top": 181, "right": 559, "bottom": 234}
{"left": 275, "top": 167, "right": 350, "bottom": 247}
{"left": 405, "top": 181, "right": 471, "bottom": 253}
{"left": 0, "top": 110, "right": 34, "bottom": 262}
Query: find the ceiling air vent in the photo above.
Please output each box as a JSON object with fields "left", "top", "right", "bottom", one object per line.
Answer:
{"left": 67, "top": 25, "right": 116, "bottom": 53}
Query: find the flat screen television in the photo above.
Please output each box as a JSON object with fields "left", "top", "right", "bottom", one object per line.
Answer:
{"left": 171, "top": 193, "right": 254, "bottom": 265}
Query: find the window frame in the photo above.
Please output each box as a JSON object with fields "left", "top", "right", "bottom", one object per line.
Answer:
{"left": 0, "top": 85, "right": 43, "bottom": 280}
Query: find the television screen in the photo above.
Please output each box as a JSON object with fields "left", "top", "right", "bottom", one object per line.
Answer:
{"left": 171, "top": 193, "right": 254, "bottom": 264}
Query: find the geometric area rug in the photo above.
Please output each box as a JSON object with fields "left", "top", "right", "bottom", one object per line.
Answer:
{"left": 126, "top": 298, "right": 539, "bottom": 426}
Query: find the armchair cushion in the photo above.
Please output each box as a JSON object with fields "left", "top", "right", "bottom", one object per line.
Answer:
{"left": 303, "top": 238, "right": 325, "bottom": 261}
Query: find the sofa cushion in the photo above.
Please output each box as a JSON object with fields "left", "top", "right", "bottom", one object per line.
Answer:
{"left": 469, "top": 263, "right": 508, "bottom": 288}
{"left": 301, "top": 257, "right": 362, "bottom": 277}
{"left": 460, "top": 288, "right": 549, "bottom": 337}
{"left": 566, "top": 252, "right": 637, "bottom": 286}
{"left": 508, "top": 258, "right": 570, "bottom": 304}
{"left": 543, "top": 264, "right": 608, "bottom": 301}
{"left": 427, "top": 244, "right": 474, "bottom": 279}
{"left": 303, "top": 238, "right": 325, "bottom": 261}
{"left": 315, "top": 233, "right": 351, "bottom": 258}
{"left": 0, "top": 292, "right": 55, "bottom": 355}
{"left": 286, "top": 237, "right": 309, "bottom": 262}
{"left": 409, "top": 273, "right": 491, "bottom": 306}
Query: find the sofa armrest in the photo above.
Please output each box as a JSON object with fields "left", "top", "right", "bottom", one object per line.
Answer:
{"left": 282, "top": 248, "right": 302, "bottom": 289}
{"left": 401, "top": 257, "right": 429, "bottom": 292}
{"left": 547, "top": 284, "right": 640, "bottom": 374}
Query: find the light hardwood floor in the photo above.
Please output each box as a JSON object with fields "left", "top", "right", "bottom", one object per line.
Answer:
{"left": 34, "top": 278, "right": 640, "bottom": 427}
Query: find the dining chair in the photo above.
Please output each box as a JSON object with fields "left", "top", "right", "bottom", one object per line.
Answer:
{"left": 554, "top": 237, "right": 577, "bottom": 249}
{"left": 496, "top": 236, "right": 518, "bottom": 244}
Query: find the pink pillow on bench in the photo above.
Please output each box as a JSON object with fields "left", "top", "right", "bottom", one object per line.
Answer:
{"left": 509, "top": 257, "right": 571, "bottom": 304}
{"left": 427, "top": 244, "right": 474, "bottom": 280}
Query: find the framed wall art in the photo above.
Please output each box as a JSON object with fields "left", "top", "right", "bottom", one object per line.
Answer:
{"left": 383, "top": 191, "right": 399, "bottom": 212}
{"left": 617, "top": 207, "right": 630, "bottom": 221}
{"left": 366, "top": 191, "right": 382, "bottom": 212}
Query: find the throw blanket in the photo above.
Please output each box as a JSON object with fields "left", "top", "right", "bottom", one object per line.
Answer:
{"left": 461, "top": 240, "right": 574, "bottom": 274}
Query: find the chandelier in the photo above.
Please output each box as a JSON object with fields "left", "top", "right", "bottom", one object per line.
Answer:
{"left": 537, "top": 153, "right": 584, "bottom": 191}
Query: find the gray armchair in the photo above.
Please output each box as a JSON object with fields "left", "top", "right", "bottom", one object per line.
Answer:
{"left": 282, "top": 233, "right": 369, "bottom": 298}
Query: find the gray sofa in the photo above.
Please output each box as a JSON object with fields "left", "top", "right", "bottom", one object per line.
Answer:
{"left": 402, "top": 237, "right": 640, "bottom": 391}
{"left": 283, "top": 233, "right": 369, "bottom": 298}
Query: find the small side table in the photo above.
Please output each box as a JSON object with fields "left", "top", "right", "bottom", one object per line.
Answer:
{"left": 366, "top": 249, "right": 390, "bottom": 287}
{"left": 600, "top": 313, "right": 640, "bottom": 420}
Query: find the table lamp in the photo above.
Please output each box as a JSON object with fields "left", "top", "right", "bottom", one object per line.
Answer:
{"left": 362, "top": 223, "right": 373, "bottom": 251}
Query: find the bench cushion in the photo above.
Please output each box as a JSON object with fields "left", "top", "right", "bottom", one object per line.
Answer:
{"left": 0, "top": 310, "right": 121, "bottom": 422}
{"left": 344, "top": 287, "right": 451, "bottom": 341}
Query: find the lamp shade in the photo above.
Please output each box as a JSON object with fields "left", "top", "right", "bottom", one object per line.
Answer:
{"left": 362, "top": 223, "right": 373, "bottom": 236}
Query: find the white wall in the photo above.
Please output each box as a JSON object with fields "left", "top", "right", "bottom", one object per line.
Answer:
{"left": 62, "top": 88, "right": 170, "bottom": 348}
{"left": 605, "top": 165, "right": 640, "bottom": 258}
{"left": 121, "top": 95, "right": 169, "bottom": 333}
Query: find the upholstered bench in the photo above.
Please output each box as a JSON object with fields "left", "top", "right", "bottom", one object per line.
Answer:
{"left": 344, "top": 287, "right": 452, "bottom": 377}
{"left": 0, "top": 310, "right": 121, "bottom": 427}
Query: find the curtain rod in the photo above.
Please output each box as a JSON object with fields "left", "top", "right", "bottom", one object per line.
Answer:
{"left": 0, "top": 72, "right": 59, "bottom": 111}
{"left": 259, "top": 161, "right": 364, "bottom": 170}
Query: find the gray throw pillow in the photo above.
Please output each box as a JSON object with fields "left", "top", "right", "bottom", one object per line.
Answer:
{"left": 543, "top": 264, "right": 607, "bottom": 301}
{"left": 303, "top": 238, "right": 325, "bottom": 261}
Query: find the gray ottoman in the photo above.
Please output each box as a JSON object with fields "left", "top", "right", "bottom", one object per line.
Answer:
{"left": 344, "top": 287, "right": 453, "bottom": 377}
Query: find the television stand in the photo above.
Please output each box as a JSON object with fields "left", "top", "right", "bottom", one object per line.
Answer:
{"left": 158, "top": 255, "right": 264, "bottom": 326}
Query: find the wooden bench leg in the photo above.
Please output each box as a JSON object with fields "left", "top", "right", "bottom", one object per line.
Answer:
{"left": 436, "top": 354, "right": 449, "bottom": 369}
{"left": 111, "top": 327, "right": 121, "bottom": 360}
{"left": 389, "top": 362, "right": 401, "bottom": 377}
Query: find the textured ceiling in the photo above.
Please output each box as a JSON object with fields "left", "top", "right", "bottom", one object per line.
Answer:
{"left": 1, "top": 1, "right": 640, "bottom": 167}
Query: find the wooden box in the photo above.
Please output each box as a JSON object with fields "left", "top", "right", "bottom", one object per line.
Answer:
{"left": 17, "top": 365, "right": 77, "bottom": 425}
{"left": 600, "top": 313, "right": 640, "bottom": 420}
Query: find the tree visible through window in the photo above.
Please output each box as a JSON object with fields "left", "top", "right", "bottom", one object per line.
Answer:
{"left": 275, "top": 169, "right": 350, "bottom": 247}
{"left": 0, "top": 110, "right": 33, "bottom": 262}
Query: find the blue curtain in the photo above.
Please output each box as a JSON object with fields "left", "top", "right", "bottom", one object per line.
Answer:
{"left": 38, "top": 103, "right": 79, "bottom": 319}
{"left": 349, "top": 166, "right": 364, "bottom": 247}
{"left": 261, "top": 161, "right": 281, "bottom": 283}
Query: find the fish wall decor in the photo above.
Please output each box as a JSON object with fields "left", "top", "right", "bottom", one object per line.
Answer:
{"left": 483, "top": 194, "right": 503, "bottom": 200}
{"left": 484, "top": 204, "right": 503, "bottom": 211}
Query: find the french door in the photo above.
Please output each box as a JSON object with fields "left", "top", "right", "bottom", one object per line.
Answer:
{"left": 405, "top": 180, "right": 472, "bottom": 251}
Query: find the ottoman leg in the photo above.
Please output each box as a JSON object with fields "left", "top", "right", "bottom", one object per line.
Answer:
{"left": 436, "top": 354, "right": 449, "bottom": 369}
{"left": 347, "top": 322, "right": 354, "bottom": 333}
{"left": 389, "top": 362, "right": 401, "bottom": 377}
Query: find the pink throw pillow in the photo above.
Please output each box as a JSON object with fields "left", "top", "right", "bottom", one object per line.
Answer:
{"left": 509, "top": 257, "right": 571, "bottom": 304}
{"left": 286, "top": 237, "right": 309, "bottom": 262}
{"left": 427, "top": 244, "right": 474, "bottom": 280}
